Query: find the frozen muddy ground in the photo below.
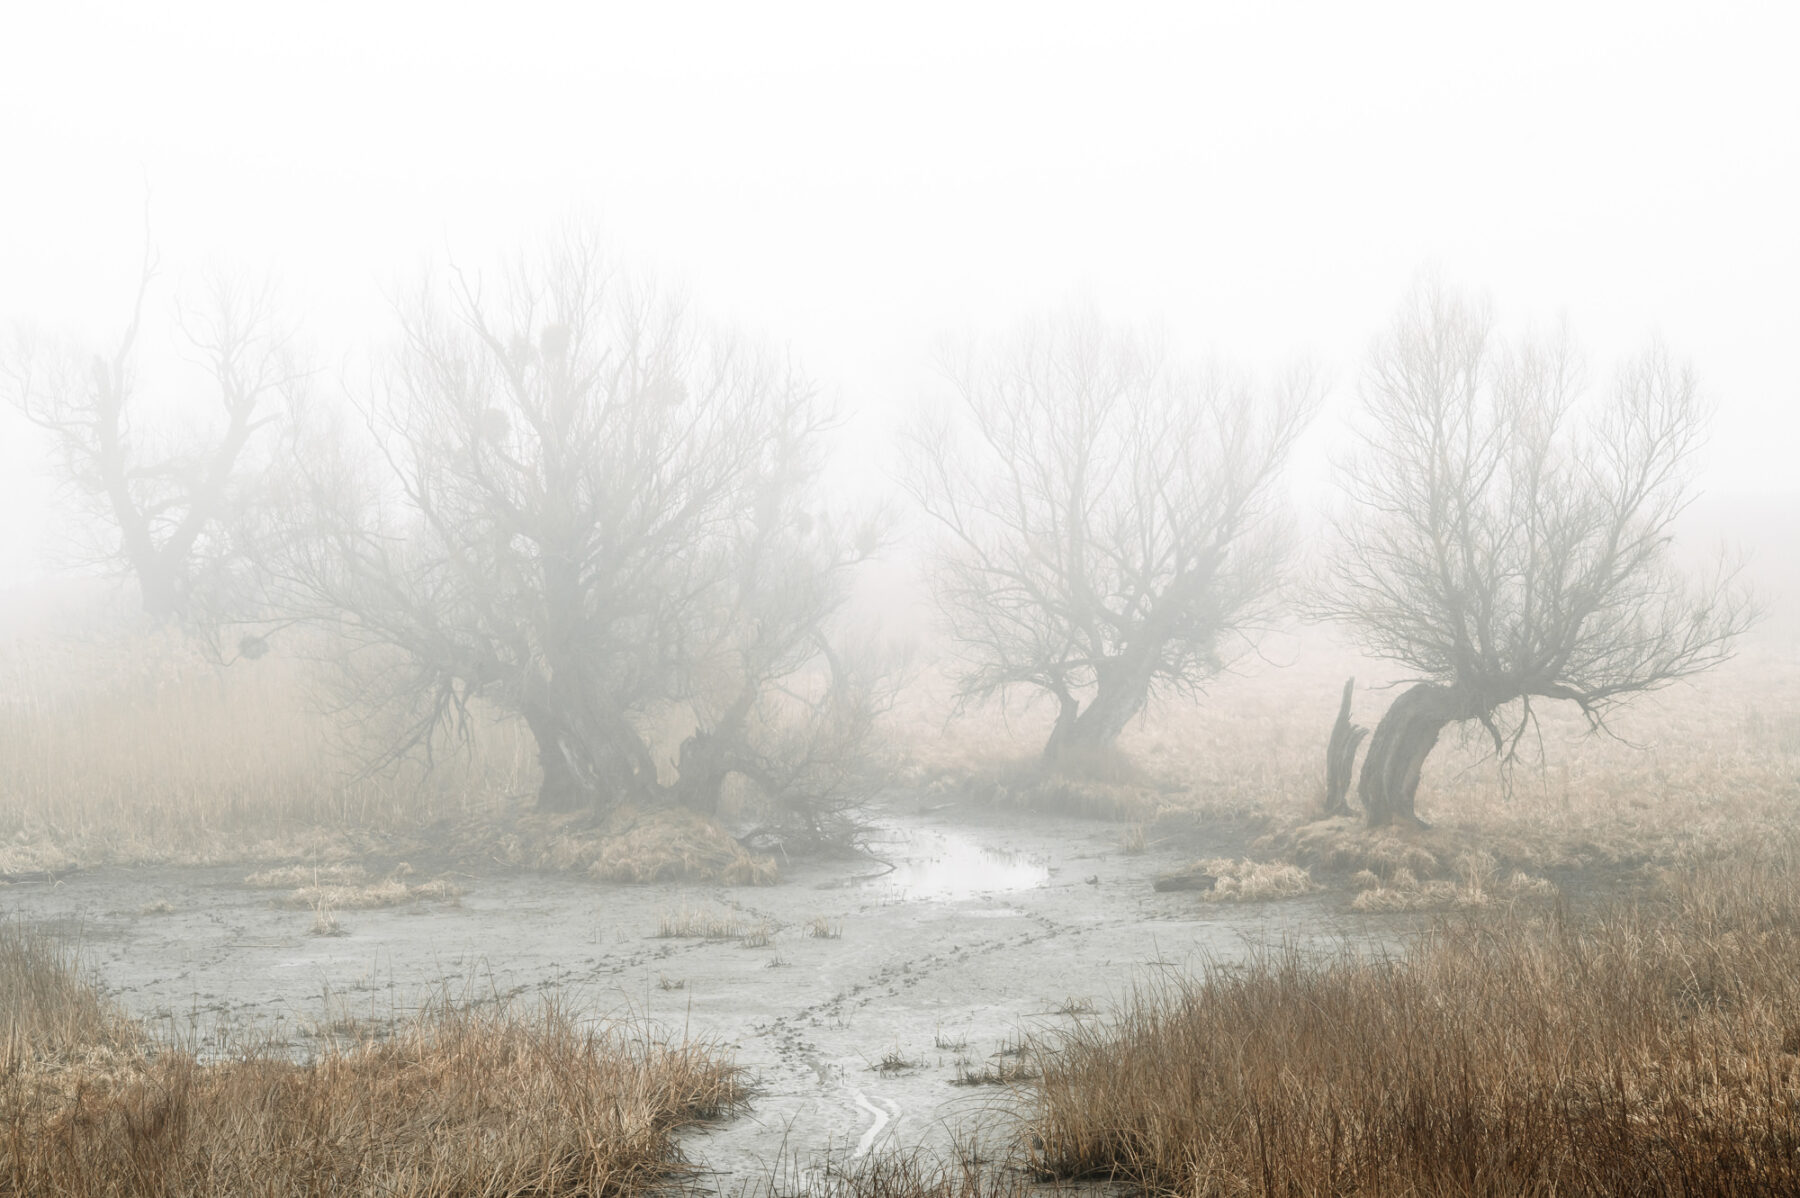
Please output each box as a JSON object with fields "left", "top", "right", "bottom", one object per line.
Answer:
{"left": 1, "top": 803, "right": 1413, "bottom": 1189}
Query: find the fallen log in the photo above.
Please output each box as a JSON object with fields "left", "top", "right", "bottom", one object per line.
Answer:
{"left": 1152, "top": 869, "right": 1217, "bottom": 893}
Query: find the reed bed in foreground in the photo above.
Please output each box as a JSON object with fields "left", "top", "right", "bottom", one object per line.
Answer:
{"left": 0, "top": 925, "right": 743, "bottom": 1197}
{"left": 1028, "top": 841, "right": 1800, "bottom": 1196}
{"left": 0, "top": 919, "right": 138, "bottom": 1064}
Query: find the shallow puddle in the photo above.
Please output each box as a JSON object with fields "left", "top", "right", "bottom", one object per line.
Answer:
{"left": 865, "top": 828, "right": 1050, "bottom": 901}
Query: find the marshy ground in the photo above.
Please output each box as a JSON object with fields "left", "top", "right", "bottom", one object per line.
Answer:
{"left": 0, "top": 801, "right": 1415, "bottom": 1188}
{"left": 3, "top": 611, "right": 1797, "bottom": 1193}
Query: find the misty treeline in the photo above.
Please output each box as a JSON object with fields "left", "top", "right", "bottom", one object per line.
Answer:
{"left": 0, "top": 235, "right": 1755, "bottom": 835}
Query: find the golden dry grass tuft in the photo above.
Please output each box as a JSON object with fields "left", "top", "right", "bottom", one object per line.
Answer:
{"left": 242, "top": 862, "right": 372, "bottom": 888}
{"left": 0, "top": 921, "right": 745, "bottom": 1197}
{"left": 950, "top": 1054, "right": 1040, "bottom": 1088}
{"left": 1027, "top": 840, "right": 1800, "bottom": 1195}
{"left": 586, "top": 804, "right": 779, "bottom": 885}
{"left": 1188, "top": 857, "right": 1318, "bottom": 902}
{"left": 307, "top": 905, "right": 348, "bottom": 937}
{"left": 770, "top": 1148, "right": 1033, "bottom": 1197}
{"left": 655, "top": 907, "right": 757, "bottom": 940}
{"left": 274, "top": 878, "right": 463, "bottom": 910}
{"left": 1349, "top": 850, "right": 1560, "bottom": 912}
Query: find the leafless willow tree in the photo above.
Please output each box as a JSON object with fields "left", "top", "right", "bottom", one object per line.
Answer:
{"left": 265, "top": 236, "right": 882, "bottom": 823}
{"left": 1318, "top": 282, "right": 1755, "bottom": 827}
{"left": 0, "top": 247, "right": 303, "bottom": 623}
{"left": 905, "top": 312, "right": 1319, "bottom": 763}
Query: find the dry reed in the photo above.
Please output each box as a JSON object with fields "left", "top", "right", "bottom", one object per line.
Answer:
{"left": 1028, "top": 840, "right": 1800, "bottom": 1195}
{"left": 0, "top": 939, "right": 744, "bottom": 1197}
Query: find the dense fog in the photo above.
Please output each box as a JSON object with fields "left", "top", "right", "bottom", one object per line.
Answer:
{"left": 1, "top": 6, "right": 1797, "bottom": 1195}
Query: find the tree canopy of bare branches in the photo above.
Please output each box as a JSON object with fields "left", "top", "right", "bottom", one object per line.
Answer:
{"left": 1, "top": 248, "right": 303, "bottom": 623}
{"left": 1318, "top": 282, "right": 1755, "bottom": 826}
{"left": 267, "top": 235, "right": 878, "bottom": 818}
{"left": 905, "top": 311, "right": 1318, "bottom": 762}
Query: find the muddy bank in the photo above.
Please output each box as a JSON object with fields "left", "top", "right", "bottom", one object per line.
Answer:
{"left": 1, "top": 801, "right": 1410, "bottom": 1187}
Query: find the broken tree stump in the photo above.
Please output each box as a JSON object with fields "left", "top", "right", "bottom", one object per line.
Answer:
{"left": 1320, "top": 676, "right": 1369, "bottom": 817}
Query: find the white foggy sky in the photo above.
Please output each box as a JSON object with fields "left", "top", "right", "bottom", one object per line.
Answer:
{"left": 1, "top": 1, "right": 1796, "bottom": 581}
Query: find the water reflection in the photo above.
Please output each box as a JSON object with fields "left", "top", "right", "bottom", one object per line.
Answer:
{"left": 869, "top": 828, "right": 1049, "bottom": 901}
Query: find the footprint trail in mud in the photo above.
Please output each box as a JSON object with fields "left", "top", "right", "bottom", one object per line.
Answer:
{"left": 0, "top": 804, "right": 1398, "bottom": 1187}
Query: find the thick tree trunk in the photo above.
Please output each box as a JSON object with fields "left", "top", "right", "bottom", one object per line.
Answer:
{"left": 1356, "top": 682, "right": 1471, "bottom": 827}
{"left": 1320, "top": 677, "right": 1368, "bottom": 817}
{"left": 521, "top": 694, "right": 657, "bottom": 814}
{"left": 135, "top": 560, "right": 185, "bottom": 623}
{"left": 674, "top": 686, "right": 762, "bottom": 815}
{"left": 1041, "top": 690, "right": 1082, "bottom": 762}
{"left": 523, "top": 705, "right": 589, "bottom": 813}
{"left": 1043, "top": 653, "right": 1153, "bottom": 762}
{"left": 538, "top": 743, "right": 590, "bottom": 813}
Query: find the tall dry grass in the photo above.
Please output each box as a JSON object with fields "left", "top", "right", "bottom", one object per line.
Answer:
{"left": 0, "top": 920, "right": 744, "bottom": 1196}
{"left": 893, "top": 627, "right": 1800, "bottom": 874}
{"left": 0, "top": 611, "right": 533, "bottom": 869}
{"left": 0, "top": 919, "right": 138, "bottom": 1064}
{"left": 1027, "top": 840, "right": 1800, "bottom": 1195}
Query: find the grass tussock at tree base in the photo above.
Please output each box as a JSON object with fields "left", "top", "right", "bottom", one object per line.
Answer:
{"left": 473, "top": 803, "right": 779, "bottom": 885}
{"left": 1176, "top": 857, "right": 1318, "bottom": 903}
{"left": 1, "top": 923, "right": 744, "bottom": 1197}
{"left": 1258, "top": 814, "right": 1572, "bottom": 894}
{"left": 1027, "top": 841, "right": 1800, "bottom": 1196}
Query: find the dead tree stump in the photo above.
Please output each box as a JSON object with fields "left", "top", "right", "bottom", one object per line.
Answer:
{"left": 1320, "top": 676, "right": 1368, "bottom": 817}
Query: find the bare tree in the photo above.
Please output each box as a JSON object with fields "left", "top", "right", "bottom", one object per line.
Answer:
{"left": 1318, "top": 282, "right": 1755, "bottom": 827}
{"left": 1, "top": 246, "right": 303, "bottom": 623}
{"left": 265, "top": 235, "right": 878, "bottom": 818}
{"left": 905, "top": 311, "right": 1318, "bottom": 763}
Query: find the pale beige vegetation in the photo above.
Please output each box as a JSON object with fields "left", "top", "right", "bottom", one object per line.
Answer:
{"left": 0, "top": 920, "right": 139, "bottom": 1069}
{"left": 1190, "top": 857, "right": 1318, "bottom": 902}
{"left": 0, "top": 921, "right": 744, "bottom": 1196}
{"left": 2, "top": 604, "right": 1797, "bottom": 1194}
{"left": 654, "top": 906, "right": 764, "bottom": 941}
{"left": 894, "top": 626, "right": 1800, "bottom": 881}
{"left": 1025, "top": 840, "right": 1800, "bottom": 1195}
{"left": 6, "top": 605, "right": 1793, "bottom": 897}
{"left": 0, "top": 608, "right": 527, "bottom": 872}
{"left": 0, "top": 599, "right": 776, "bottom": 882}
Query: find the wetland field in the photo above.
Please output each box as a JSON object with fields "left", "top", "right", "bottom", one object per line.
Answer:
{"left": 3, "top": 608, "right": 1797, "bottom": 1195}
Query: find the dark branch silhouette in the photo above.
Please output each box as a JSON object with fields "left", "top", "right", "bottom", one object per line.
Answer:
{"left": 1, "top": 242, "right": 303, "bottom": 623}
{"left": 264, "top": 234, "right": 884, "bottom": 824}
{"left": 905, "top": 309, "right": 1318, "bottom": 763}
{"left": 1316, "top": 281, "right": 1755, "bottom": 826}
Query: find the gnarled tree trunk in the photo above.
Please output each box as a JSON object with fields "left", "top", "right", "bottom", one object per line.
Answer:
{"left": 1357, "top": 682, "right": 1471, "bottom": 827}
{"left": 1320, "top": 677, "right": 1368, "bottom": 817}
{"left": 521, "top": 692, "right": 658, "bottom": 814}
{"left": 1043, "top": 651, "right": 1154, "bottom": 763}
{"left": 1042, "top": 689, "right": 1082, "bottom": 762}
